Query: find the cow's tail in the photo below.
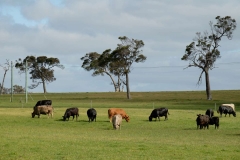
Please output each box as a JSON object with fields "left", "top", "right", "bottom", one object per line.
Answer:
{"left": 108, "top": 109, "right": 111, "bottom": 119}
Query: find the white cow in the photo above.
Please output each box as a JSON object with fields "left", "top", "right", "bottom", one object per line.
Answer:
{"left": 221, "top": 104, "right": 235, "bottom": 111}
{"left": 112, "top": 114, "right": 122, "bottom": 130}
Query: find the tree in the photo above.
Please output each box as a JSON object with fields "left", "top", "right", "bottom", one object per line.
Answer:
{"left": 181, "top": 16, "right": 236, "bottom": 100}
{"left": 81, "top": 50, "right": 124, "bottom": 92}
{"left": 13, "top": 85, "right": 25, "bottom": 93}
{"left": 111, "top": 36, "right": 146, "bottom": 99}
{"left": 15, "top": 56, "right": 64, "bottom": 93}
{"left": 0, "top": 59, "right": 10, "bottom": 95}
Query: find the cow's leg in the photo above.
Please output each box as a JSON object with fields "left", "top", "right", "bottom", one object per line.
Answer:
{"left": 165, "top": 115, "right": 168, "bottom": 121}
{"left": 109, "top": 116, "right": 112, "bottom": 123}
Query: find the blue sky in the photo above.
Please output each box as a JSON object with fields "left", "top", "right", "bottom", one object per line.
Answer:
{"left": 0, "top": 0, "right": 239, "bottom": 93}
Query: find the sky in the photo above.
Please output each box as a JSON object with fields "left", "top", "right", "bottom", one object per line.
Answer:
{"left": 0, "top": 0, "right": 239, "bottom": 93}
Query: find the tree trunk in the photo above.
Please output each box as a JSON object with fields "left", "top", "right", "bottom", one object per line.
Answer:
{"left": 106, "top": 72, "right": 118, "bottom": 92}
{"left": 205, "top": 70, "right": 212, "bottom": 100}
{"left": 42, "top": 80, "right": 47, "bottom": 93}
{"left": 0, "top": 70, "right": 7, "bottom": 95}
{"left": 125, "top": 73, "right": 131, "bottom": 99}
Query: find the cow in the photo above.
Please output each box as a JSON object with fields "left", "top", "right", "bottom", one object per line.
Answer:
{"left": 112, "top": 114, "right": 122, "bottom": 130}
{"left": 108, "top": 108, "right": 130, "bottom": 123}
{"left": 62, "top": 108, "right": 79, "bottom": 121}
{"left": 149, "top": 108, "right": 170, "bottom": 121}
{"left": 87, "top": 108, "right": 97, "bottom": 122}
{"left": 32, "top": 105, "right": 53, "bottom": 118}
{"left": 34, "top": 100, "right": 52, "bottom": 107}
{"left": 209, "top": 116, "right": 220, "bottom": 129}
{"left": 196, "top": 114, "right": 210, "bottom": 130}
{"left": 220, "top": 104, "right": 235, "bottom": 111}
{"left": 217, "top": 105, "right": 236, "bottom": 117}
{"left": 205, "top": 109, "right": 214, "bottom": 118}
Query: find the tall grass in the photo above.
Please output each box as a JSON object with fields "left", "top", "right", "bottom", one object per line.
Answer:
{"left": 0, "top": 91, "right": 239, "bottom": 159}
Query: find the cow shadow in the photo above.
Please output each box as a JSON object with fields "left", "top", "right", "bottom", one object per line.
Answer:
{"left": 183, "top": 128, "right": 198, "bottom": 130}
{"left": 226, "top": 134, "right": 240, "bottom": 136}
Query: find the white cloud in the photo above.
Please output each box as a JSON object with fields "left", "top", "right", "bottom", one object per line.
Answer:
{"left": 0, "top": 0, "right": 240, "bottom": 93}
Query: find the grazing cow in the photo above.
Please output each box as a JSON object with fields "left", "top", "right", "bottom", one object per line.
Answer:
{"left": 108, "top": 108, "right": 130, "bottom": 122}
{"left": 205, "top": 109, "right": 214, "bottom": 118}
{"left": 217, "top": 105, "right": 236, "bottom": 117}
{"left": 62, "top": 108, "right": 79, "bottom": 121}
{"left": 149, "top": 108, "right": 170, "bottom": 121}
{"left": 220, "top": 104, "right": 235, "bottom": 111}
{"left": 112, "top": 114, "right": 122, "bottom": 130}
{"left": 209, "top": 116, "right": 220, "bottom": 129}
{"left": 34, "top": 100, "right": 52, "bottom": 107}
{"left": 87, "top": 108, "right": 97, "bottom": 122}
{"left": 32, "top": 105, "right": 53, "bottom": 118}
{"left": 196, "top": 114, "right": 210, "bottom": 130}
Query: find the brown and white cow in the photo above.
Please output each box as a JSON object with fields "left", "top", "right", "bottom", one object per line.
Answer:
{"left": 108, "top": 108, "right": 130, "bottom": 122}
{"left": 112, "top": 114, "right": 122, "bottom": 130}
{"left": 32, "top": 105, "right": 53, "bottom": 118}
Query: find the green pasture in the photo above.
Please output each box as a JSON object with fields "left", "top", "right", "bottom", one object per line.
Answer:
{"left": 0, "top": 91, "right": 240, "bottom": 160}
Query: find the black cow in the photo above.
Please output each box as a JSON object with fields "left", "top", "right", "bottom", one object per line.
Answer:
{"left": 196, "top": 114, "right": 210, "bottom": 130}
{"left": 62, "top": 108, "right": 79, "bottom": 121}
{"left": 217, "top": 106, "right": 236, "bottom": 117}
{"left": 209, "top": 116, "right": 219, "bottom": 129}
{"left": 149, "top": 108, "right": 170, "bottom": 121}
{"left": 34, "top": 100, "right": 52, "bottom": 107}
{"left": 205, "top": 109, "right": 214, "bottom": 118}
{"left": 87, "top": 108, "right": 97, "bottom": 122}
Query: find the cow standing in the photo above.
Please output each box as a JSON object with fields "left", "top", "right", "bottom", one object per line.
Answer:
{"left": 221, "top": 103, "right": 235, "bottom": 111}
{"left": 108, "top": 108, "right": 130, "bottom": 122}
{"left": 149, "top": 108, "right": 170, "bottom": 121}
{"left": 32, "top": 105, "right": 53, "bottom": 118}
{"left": 196, "top": 114, "right": 210, "bottom": 130}
{"left": 112, "top": 114, "right": 122, "bottom": 130}
{"left": 217, "top": 105, "right": 236, "bottom": 117}
{"left": 34, "top": 100, "right": 52, "bottom": 107}
{"left": 209, "top": 116, "right": 220, "bottom": 129}
{"left": 87, "top": 108, "right": 97, "bottom": 122}
{"left": 205, "top": 109, "right": 214, "bottom": 118}
{"left": 62, "top": 108, "right": 79, "bottom": 121}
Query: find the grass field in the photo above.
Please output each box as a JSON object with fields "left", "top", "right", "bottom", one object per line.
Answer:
{"left": 0, "top": 91, "right": 240, "bottom": 160}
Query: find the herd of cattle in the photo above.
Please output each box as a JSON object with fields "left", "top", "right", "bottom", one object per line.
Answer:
{"left": 31, "top": 100, "right": 236, "bottom": 130}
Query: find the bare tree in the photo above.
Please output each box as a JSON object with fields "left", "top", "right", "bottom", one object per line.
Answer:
{"left": 181, "top": 16, "right": 237, "bottom": 100}
{"left": 0, "top": 59, "right": 10, "bottom": 95}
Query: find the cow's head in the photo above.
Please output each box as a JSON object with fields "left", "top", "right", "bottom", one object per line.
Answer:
{"left": 233, "top": 111, "right": 236, "bottom": 117}
{"left": 32, "top": 112, "right": 35, "bottom": 118}
{"left": 149, "top": 116, "right": 153, "bottom": 121}
{"left": 125, "top": 115, "right": 130, "bottom": 122}
{"left": 62, "top": 116, "right": 67, "bottom": 121}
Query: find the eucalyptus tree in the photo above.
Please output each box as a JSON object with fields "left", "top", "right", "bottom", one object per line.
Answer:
{"left": 181, "top": 16, "right": 236, "bottom": 100}
{"left": 0, "top": 59, "right": 10, "bottom": 95}
{"left": 81, "top": 49, "right": 123, "bottom": 92}
{"left": 15, "top": 56, "right": 64, "bottom": 93}
{"left": 111, "top": 36, "right": 146, "bottom": 99}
